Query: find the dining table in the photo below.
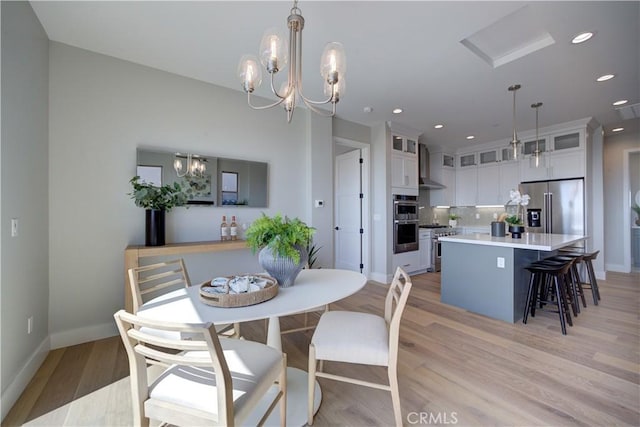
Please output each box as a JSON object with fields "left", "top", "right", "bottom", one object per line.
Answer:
{"left": 137, "top": 268, "right": 368, "bottom": 426}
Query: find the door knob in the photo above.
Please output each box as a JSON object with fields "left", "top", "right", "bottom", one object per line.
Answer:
{"left": 334, "top": 226, "right": 340, "bottom": 230}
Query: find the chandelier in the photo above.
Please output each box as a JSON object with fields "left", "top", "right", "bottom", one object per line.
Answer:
{"left": 531, "top": 102, "right": 543, "bottom": 168}
{"left": 174, "top": 153, "right": 206, "bottom": 178}
{"left": 237, "top": 0, "right": 346, "bottom": 123}
{"left": 507, "top": 84, "right": 521, "bottom": 160}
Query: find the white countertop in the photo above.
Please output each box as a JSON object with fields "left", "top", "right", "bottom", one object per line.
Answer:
{"left": 439, "top": 232, "right": 586, "bottom": 251}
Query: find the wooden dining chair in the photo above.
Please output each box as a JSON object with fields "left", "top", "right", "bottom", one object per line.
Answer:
{"left": 307, "top": 267, "right": 412, "bottom": 427}
{"left": 128, "top": 259, "right": 240, "bottom": 338}
{"left": 114, "top": 310, "right": 287, "bottom": 427}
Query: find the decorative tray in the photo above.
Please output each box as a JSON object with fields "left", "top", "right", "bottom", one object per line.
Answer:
{"left": 199, "top": 274, "right": 278, "bottom": 308}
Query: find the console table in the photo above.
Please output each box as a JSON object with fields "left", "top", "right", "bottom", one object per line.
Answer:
{"left": 123, "top": 240, "right": 248, "bottom": 312}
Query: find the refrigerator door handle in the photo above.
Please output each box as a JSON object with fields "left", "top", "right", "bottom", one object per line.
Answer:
{"left": 547, "top": 192, "right": 553, "bottom": 233}
{"left": 543, "top": 192, "right": 551, "bottom": 233}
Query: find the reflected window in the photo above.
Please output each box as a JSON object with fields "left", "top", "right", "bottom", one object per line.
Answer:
{"left": 221, "top": 172, "right": 238, "bottom": 205}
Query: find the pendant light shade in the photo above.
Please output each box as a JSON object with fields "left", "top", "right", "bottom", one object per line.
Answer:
{"left": 531, "top": 102, "right": 543, "bottom": 168}
{"left": 508, "top": 84, "right": 521, "bottom": 160}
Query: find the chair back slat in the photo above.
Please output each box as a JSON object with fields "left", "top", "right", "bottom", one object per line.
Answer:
{"left": 385, "top": 267, "right": 413, "bottom": 364}
{"left": 128, "top": 259, "right": 190, "bottom": 313}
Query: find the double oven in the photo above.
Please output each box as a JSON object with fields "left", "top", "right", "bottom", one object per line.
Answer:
{"left": 393, "top": 195, "right": 419, "bottom": 254}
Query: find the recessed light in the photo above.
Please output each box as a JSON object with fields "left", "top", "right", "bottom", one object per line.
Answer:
{"left": 612, "top": 127, "right": 624, "bottom": 132}
{"left": 571, "top": 32, "right": 593, "bottom": 44}
{"left": 596, "top": 74, "right": 615, "bottom": 82}
{"left": 612, "top": 99, "right": 628, "bottom": 106}
{"left": 434, "top": 124, "right": 444, "bottom": 129}
{"left": 392, "top": 108, "right": 403, "bottom": 114}
{"left": 466, "top": 135, "right": 475, "bottom": 140}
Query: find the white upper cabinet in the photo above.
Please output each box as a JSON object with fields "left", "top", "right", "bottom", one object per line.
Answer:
{"left": 456, "top": 167, "right": 478, "bottom": 206}
{"left": 388, "top": 122, "right": 421, "bottom": 195}
{"left": 458, "top": 153, "right": 477, "bottom": 168}
{"left": 478, "top": 149, "right": 499, "bottom": 165}
{"left": 521, "top": 129, "right": 585, "bottom": 182}
{"left": 429, "top": 151, "right": 456, "bottom": 206}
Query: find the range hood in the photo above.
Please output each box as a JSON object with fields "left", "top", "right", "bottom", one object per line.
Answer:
{"left": 418, "top": 144, "right": 445, "bottom": 189}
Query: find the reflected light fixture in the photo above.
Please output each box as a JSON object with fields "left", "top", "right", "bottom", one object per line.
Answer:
{"left": 237, "top": 0, "right": 346, "bottom": 123}
{"left": 507, "top": 84, "right": 521, "bottom": 160}
{"left": 174, "top": 153, "right": 206, "bottom": 178}
{"left": 531, "top": 102, "right": 543, "bottom": 168}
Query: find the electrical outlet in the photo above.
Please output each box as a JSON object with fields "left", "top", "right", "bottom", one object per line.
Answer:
{"left": 497, "top": 257, "right": 505, "bottom": 268}
{"left": 493, "top": 212, "right": 498, "bottom": 220}
{"left": 475, "top": 213, "right": 480, "bottom": 219}
{"left": 27, "top": 316, "right": 33, "bottom": 334}
{"left": 314, "top": 200, "right": 324, "bottom": 208}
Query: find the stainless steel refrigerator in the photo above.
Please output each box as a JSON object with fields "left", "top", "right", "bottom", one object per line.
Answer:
{"left": 520, "top": 178, "right": 584, "bottom": 236}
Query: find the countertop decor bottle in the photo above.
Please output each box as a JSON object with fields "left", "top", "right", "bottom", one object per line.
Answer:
{"left": 230, "top": 216, "right": 238, "bottom": 240}
{"left": 220, "top": 215, "right": 229, "bottom": 241}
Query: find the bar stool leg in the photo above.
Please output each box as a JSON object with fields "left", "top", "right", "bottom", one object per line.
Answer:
{"left": 572, "top": 263, "right": 587, "bottom": 308}
{"left": 586, "top": 259, "right": 601, "bottom": 303}
{"left": 523, "top": 272, "right": 536, "bottom": 324}
{"left": 553, "top": 276, "right": 567, "bottom": 335}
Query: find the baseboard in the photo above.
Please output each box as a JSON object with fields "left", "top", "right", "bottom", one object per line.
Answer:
{"left": 369, "top": 271, "right": 392, "bottom": 284}
{"left": 49, "top": 321, "right": 118, "bottom": 350}
{"left": 605, "top": 263, "right": 628, "bottom": 274}
{"left": 595, "top": 269, "right": 606, "bottom": 280}
{"left": 1, "top": 336, "right": 50, "bottom": 421}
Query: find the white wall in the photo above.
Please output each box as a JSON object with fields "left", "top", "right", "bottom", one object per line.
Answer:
{"left": 1, "top": 1, "right": 50, "bottom": 418}
{"left": 47, "top": 41, "right": 336, "bottom": 346}
{"left": 603, "top": 120, "right": 640, "bottom": 271}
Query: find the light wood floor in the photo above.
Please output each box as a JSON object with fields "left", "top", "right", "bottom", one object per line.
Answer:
{"left": 3, "top": 271, "right": 639, "bottom": 426}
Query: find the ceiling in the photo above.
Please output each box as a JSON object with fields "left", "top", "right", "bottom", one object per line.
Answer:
{"left": 29, "top": 1, "right": 639, "bottom": 149}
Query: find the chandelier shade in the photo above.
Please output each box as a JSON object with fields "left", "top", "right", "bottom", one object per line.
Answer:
{"left": 237, "top": 0, "right": 346, "bottom": 122}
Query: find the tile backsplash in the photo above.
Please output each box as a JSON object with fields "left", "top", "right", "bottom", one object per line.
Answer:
{"left": 418, "top": 189, "right": 506, "bottom": 227}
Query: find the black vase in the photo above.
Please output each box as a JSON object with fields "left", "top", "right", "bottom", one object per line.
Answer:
{"left": 145, "top": 209, "right": 166, "bottom": 246}
{"left": 508, "top": 225, "right": 525, "bottom": 239}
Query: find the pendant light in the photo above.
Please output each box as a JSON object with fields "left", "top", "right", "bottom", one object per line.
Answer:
{"left": 507, "top": 84, "right": 521, "bottom": 160}
{"left": 531, "top": 102, "right": 543, "bottom": 168}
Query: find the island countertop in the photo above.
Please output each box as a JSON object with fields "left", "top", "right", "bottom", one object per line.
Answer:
{"left": 439, "top": 232, "right": 586, "bottom": 251}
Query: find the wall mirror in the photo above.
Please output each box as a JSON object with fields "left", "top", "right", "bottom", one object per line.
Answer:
{"left": 136, "top": 148, "right": 268, "bottom": 207}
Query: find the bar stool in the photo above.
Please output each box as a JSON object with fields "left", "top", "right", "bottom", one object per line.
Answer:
{"left": 544, "top": 255, "right": 587, "bottom": 313}
{"left": 530, "top": 257, "right": 579, "bottom": 317}
{"left": 559, "top": 250, "right": 601, "bottom": 305}
{"left": 523, "top": 260, "right": 574, "bottom": 335}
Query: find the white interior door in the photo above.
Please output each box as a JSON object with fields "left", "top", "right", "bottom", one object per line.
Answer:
{"left": 334, "top": 150, "right": 362, "bottom": 272}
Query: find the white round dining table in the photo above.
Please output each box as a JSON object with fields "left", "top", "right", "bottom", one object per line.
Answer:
{"left": 138, "top": 268, "right": 368, "bottom": 426}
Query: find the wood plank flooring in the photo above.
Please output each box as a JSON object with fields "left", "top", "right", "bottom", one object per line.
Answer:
{"left": 3, "top": 271, "right": 639, "bottom": 426}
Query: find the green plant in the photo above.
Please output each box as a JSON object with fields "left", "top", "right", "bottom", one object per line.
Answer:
{"left": 307, "top": 243, "right": 322, "bottom": 269}
{"left": 129, "top": 176, "right": 188, "bottom": 211}
{"left": 632, "top": 203, "right": 640, "bottom": 216}
{"left": 448, "top": 214, "right": 461, "bottom": 220}
{"left": 504, "top": 215, "right": 523, "bottom": 226}
{"left": 245, "top": 213, "right": 315, "bottom": 264}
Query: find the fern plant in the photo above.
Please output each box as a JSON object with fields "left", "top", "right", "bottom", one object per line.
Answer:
{"left": 245, "top": 213, "right": 315, "bottom": 264}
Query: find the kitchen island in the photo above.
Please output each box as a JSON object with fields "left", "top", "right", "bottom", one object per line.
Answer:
{"left": 439, "top": 233, "right": 586, "bottom": 323}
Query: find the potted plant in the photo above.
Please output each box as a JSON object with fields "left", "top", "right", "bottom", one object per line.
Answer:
{"left": 129, "top": 176, "right": 188, "bottom": 246}
{"left": 448, "top": 214, "right": 461, "bottom": 227}
{"left": 505, "top": 215, "right": 525, "bottom": 239}
{"left": 245, "top": 213, "right": 315, "bottom": 287}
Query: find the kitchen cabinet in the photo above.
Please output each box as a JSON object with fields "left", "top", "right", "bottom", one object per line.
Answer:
{"left": 418, "top": 230, "right": 432, "bottom": 272}
{"left": 429, "top": 151, "right": 456, "bottom": 206}
{"left": 391, "top": 135, "right": 418, "bottom": 155}
{"left": 393, "top": 250, "right": 421, "bottom": 275}
{"left": 455, "top": 167, "right": 477, "bottom": 206}
{"left": 391, "top": 153, "right": 418, "bottom": 195}
{"left": 521, "top": 129, "right": 585, "bottom": 182}
{"left": 523, "top": 138, "right": 547, "bottom": 156}
{"left": 476, "top": 161, "right": 519, "bottom": 206}
{"left": 479, "top": 149, "right": 499, "bottom": 165}
{"left": 459, "top": 153, "right": 477, "bottom": 167}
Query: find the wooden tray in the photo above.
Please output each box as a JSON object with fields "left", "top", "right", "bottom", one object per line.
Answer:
{"left": 199, "top": 274, "right": 278, "bottom": 308}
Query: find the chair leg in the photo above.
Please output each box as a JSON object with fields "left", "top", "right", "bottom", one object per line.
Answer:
{"left": 308, "top": 344, "right": 317, "bottom": 425}
{"left": 279, "top": 355, "right": 287, "bottom": 427}
{"left": 388, "top": 366, "right": 403, "bottom": 427}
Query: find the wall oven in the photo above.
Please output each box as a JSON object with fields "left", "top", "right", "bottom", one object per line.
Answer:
{"left": 393, "top": 195, "right": 419, "bottom": 254}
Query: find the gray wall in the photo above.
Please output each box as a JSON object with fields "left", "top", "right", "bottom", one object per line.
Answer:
{"left": 603, "top": 121, "right": 640, "bottom": 271}
{"left": 1, "top": 1, "right": 50, "bottom": 417}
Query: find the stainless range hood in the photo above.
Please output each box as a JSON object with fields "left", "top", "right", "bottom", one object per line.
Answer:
{"left": 418, "top": 143, "right": 445, "bottom": 189}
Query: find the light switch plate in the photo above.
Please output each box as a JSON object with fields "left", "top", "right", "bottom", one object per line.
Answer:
{"left": 497, "top": 257, "right": 505, "bottom": 268}
{"left": 11, "top": 218, "right": 18, "bottom": 237}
